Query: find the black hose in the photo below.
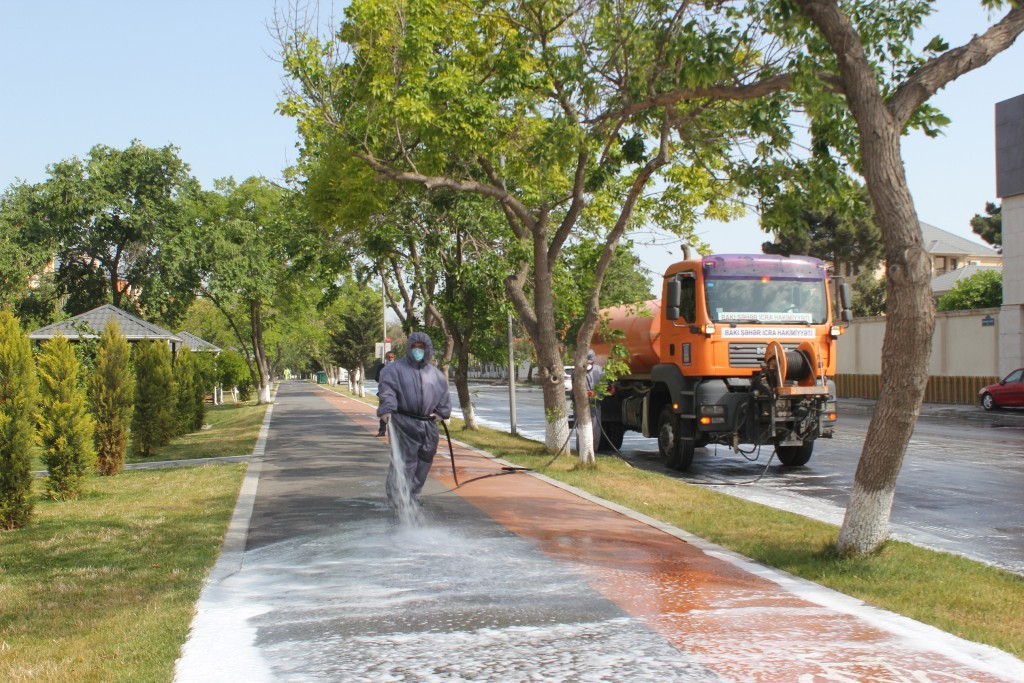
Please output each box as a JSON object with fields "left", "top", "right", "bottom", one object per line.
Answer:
{"left": 438, "top": 418, "right": 459, "bottom": 487}
{"left": 395, "top": 409, "right": 460, "bottom": 488}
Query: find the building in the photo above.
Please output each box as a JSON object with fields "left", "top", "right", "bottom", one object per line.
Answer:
{"left": 919, "top": 221, "right": 1001, "bottom": 278}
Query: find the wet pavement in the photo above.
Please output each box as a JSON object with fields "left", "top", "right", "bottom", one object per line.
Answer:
{"left": 174, "top": 381, "right": 1024, "bottom": 682}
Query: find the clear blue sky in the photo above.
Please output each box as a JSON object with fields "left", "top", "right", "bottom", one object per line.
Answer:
{"left": 2, "top": 1, "right": 1021, "bottom": 280}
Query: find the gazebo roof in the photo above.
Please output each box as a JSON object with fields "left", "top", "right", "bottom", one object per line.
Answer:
{"left": 29, "top": 304, "right": 182, "bottom": 343}
{"left": 176, "top": 330, "right": 221, "bottom": 353}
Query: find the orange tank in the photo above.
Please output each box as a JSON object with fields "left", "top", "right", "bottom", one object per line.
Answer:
{"left": 591, "top": 299, "right": 662, "bottom": 374}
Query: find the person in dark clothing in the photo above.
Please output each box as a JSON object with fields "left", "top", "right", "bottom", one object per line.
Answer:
{"left": 375, "top": 351, "right": 395, "bottom": 436}
{"left": 376, "top": 332, "right": 452, "bottom": 499}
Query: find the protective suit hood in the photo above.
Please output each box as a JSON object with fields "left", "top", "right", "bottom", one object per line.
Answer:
{"left": 406, "top": 331, "right": 434, "bottom": 367}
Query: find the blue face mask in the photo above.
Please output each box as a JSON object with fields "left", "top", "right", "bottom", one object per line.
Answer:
{"left": 410, "top": 348, "right": 426, "bottom": 362}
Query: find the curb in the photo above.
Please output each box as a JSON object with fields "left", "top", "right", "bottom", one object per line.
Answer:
{"left": 202, "top": 398, "right": 275, "bottom": 585}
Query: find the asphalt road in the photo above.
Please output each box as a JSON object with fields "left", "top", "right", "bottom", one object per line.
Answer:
{"left": 434, "top": 381, "right": 1024, "bottom": 575}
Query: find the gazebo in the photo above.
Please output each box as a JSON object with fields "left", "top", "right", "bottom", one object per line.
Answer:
{"left": 176, "top": 330, "right": 222, "bottom": 354}
{"left": 29, "top": 304, "right": 183, "bottom": 351}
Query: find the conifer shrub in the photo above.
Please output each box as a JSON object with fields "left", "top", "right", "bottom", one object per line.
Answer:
{"left": 173, "top": 347, "right": 205, "bottom": 434}
{"left": 37, "top": 335, "right": 96, "bottom": 500}
{"left": 90, "top": 321, "right": 135, "bottom": 476}
{"left": 132, "top": 340, "right": 176, "bottom": 457}
{"left": 0, "top": 312, "right": 39, "bottom": 529}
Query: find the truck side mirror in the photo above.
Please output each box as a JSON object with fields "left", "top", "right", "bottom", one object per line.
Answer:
{"left": 839, "top": 283, "right": 852, "bottom": 310}
{"left": 838, "top": 283, "right": 853, "bottom": 323}
{"left": 666, "top": 279, "right": 681, "bottom": 320}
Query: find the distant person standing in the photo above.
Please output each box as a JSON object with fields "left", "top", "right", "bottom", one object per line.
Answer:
{"left": 376, "top": 333, "right": 452, "bottom": 500}
{"left": 375, "top": 351, "right": 395, "bottom": 437}
{"left": 575, "top": 349, "right": 604, "bottom": 453}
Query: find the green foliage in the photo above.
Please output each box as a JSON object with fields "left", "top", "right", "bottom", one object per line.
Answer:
{"left": 0, "top": 183, "right": 58, "bottom": 315}
{"left": 37, "top": 336, "right": 96, "bottom": 500}
{"left": 970, "top": 202, "right": 1001, "bottom": 252}
{"left": 328, "top": 279, "right": 383, "bottom": 371}
{"left": 132, "top": 340, "right": 176, "bottom": 457}
{"left": 215, "top": 350, "right": 252, "bottom": 400}
{"left": 173, "top": 347, "right": 206, "bottom": 434}
{"left": 23, "top": 141, "right": 202, "bottom": 323}
{"left": 761, "top": 176, "right": 884, "bottom": 277}
{"left": 0, "top": 312, "right": 39, "bottom": 528}
{"left": 557, "top": 240, "right": 654, "bottom": 352}
{"left": 193, "top": 176, "right": 311, "bottom": 398}
{"left": 852, "top": 272, "right": 887, "bottom": 317}
{"left": 90, "top": 321, "right": 135, "bottom": 476}
{"left": 937, "top": 270, "right": 1002, "bottom": 312}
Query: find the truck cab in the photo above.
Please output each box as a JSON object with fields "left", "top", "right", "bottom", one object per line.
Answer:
{"left": 594, "top": 254, "right": 847, "bottom": 470}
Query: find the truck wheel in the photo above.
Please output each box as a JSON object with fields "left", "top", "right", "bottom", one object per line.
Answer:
{"left": 598, "top": 422, "right": 625, "bottom": 452}
{"left": 658, "top": 407, "right": 695, "bottom": 471}
{"left": 775, "top": 440, "right": 814, "bottom": 467}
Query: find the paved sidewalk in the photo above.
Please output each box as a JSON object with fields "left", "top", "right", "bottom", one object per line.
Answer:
{"left": 174, "top": 381, "right": 1024, "bottom": 682}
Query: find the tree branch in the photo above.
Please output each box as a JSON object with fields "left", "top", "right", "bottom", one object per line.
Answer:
{"left": 889, "top": 6, "right": 1024, "bottom": 125}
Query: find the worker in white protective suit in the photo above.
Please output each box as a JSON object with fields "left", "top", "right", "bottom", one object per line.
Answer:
{"left": 376, "top": 332, "right": 452, "bottom": 500}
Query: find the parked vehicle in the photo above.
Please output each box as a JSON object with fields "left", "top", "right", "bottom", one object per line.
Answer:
{"left": 979, "top": 368, "right": 1024, "bottom": 410}
{"left": 590, "top": 251, "right": 851, "bottom": 470}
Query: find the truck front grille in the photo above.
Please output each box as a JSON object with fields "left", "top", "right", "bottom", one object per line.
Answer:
{"left": 728, "top": 342, "right": 800, "bottom": 368}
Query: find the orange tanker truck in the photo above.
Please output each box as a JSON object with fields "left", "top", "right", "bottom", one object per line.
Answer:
{"left": 590, "top": 251, "right": 852, "bottom": 470}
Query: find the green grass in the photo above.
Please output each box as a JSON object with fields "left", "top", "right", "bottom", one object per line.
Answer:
{"left": 127, "top": 402, "right": 268, "bottom": 464}
{"left": 31, "top": 402, "right": 268, "bottom": 471}
{"left": 417, "top": 412, "right": 1024, "bottom": 659}
{"left": 0, "top": 465, "right": 246, "bottom": 682}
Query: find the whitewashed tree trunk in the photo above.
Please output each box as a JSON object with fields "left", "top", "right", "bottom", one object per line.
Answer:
{"left": 796, "top": 0, "right": 1024, "bottom": 554}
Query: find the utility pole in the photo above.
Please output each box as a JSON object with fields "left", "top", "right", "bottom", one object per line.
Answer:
{"left": 381, "top": 284, "right": 387, "bottom": 362}
{"left": 508, "top": 313, "right": 517, "bottom": 435}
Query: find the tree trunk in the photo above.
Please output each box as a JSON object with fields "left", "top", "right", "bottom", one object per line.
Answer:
{"left": 572, "top": 375, "right": 595, "bottom": 465}
{"left": 532, "top": 241, "right": 571, "bottom": 455}
{"left": 836, "top": 123, "right": 935, "bottom": 554}
{"left": 250, "top": 299, "right": 273, "bottom": 404}
{"left": 795, "top": 0, "right": 937, "bottom": 555}
{"left": 452, "top": 336, "right": 478, "bottom": 430}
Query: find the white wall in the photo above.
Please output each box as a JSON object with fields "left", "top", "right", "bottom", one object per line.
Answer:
{"left": 999, "top": 193, "right": 1024, "bottom": 375}
{"left": 838, "top": 308, "right": 1001, "bottom": 377}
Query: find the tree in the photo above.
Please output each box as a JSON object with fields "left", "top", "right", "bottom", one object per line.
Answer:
{"left": 328, "top": 279, "right": 383, "bottom": 394}
{"left": 132, "top": 340, "right": 176, "bottom": 457}
{"left": 937, "top": 270, "right": 1002, "bottom": 311}
{"left": 970, "top": 201, "right": 1002, "bottom": 252}
{"left": 29, "top": 141, "right": 202, "bottom": 323}
{"left": 279, "top": 0, "right": 791, "bottom": 462}
{"left": 761, "top": 181, "right": 884, "bottom": 278}
{"left": 37, "top": 336, "right": 96, "bottom": 500}
{"left": 852, "top": 272, "right": 887, "bottom": 317}
{"left": 216, "top": 350, "right": 254, "bottom": 402}
{"left": 0, "top": 312, "right": 39, "bottom": 529}
{"left": 195, "top": 177, "right": 300, "bottom": 404}
{"left": 0, "top": 182, "right": 58, "bottom": 313}
{"left": 784, "top": 0, "right": 1024, "bottom": 554}
{"left": 90, "top": 321, "right": 135, "bottom": 476}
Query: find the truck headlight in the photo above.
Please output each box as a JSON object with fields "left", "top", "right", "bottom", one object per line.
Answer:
{"left": 700, "top": 404, "right": 726, "bottom": 416}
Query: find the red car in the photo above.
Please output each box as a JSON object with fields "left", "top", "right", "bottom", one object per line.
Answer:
{"left": 979, "top": 368, "right": 1024, "bottom": 410}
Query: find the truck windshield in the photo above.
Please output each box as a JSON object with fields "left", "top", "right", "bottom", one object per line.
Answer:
{"left": 702, "top": 255, "right": 829, "bottom": 325}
